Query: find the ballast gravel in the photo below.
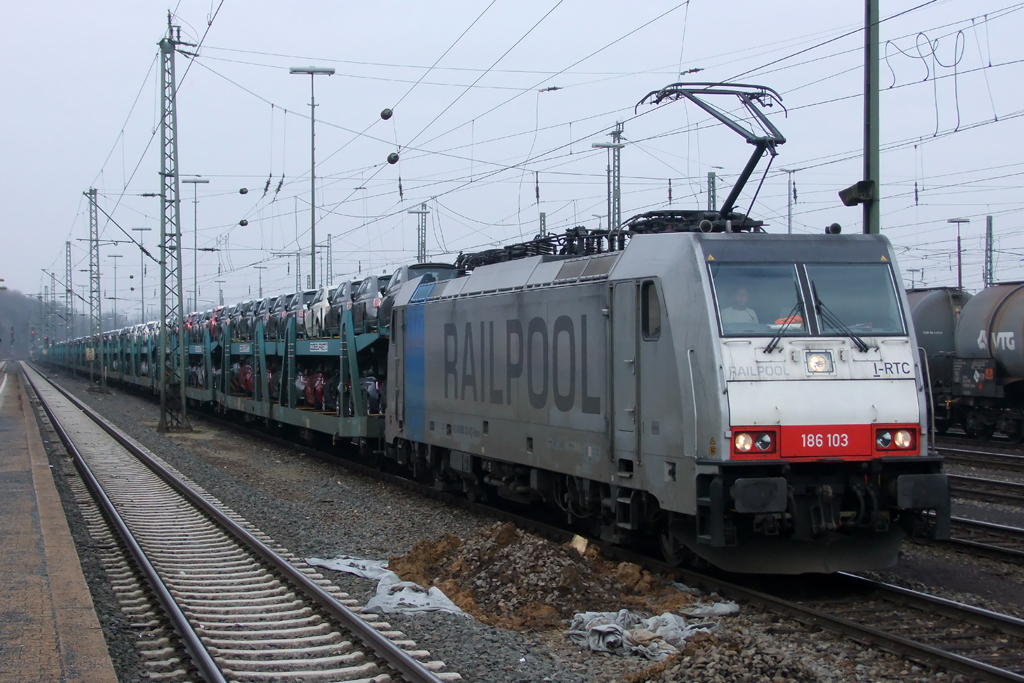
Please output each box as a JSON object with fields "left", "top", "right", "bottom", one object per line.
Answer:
{"left": 41, "top": 369, "right": 1018, "bottom": 683}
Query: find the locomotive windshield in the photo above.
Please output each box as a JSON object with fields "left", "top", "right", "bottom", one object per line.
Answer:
{"left": 710, "top": 264, "right": 808, "bottom": 337}
{"left": 805, "top": 263, "right": 905, "bottom": 335}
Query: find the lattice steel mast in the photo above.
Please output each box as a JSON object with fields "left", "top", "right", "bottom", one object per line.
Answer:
{"left": 85, "top": 188, "right": 100, "bottom": 384}
{"left": 49, "top": 273, "right": 56, "bottom": 342}
{"left": 326, "top": 234, "right": 332, "bottom": 286}
{"left": 65, "top": 241, "right": 73, "bottom": 340}
{"left": 408, "top": 203, "right": 429, "bottom": 263}
{"left": 157, "top": 13, "right": 192, "bottom": 432}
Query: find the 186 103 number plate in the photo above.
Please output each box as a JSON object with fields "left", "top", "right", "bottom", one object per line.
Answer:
{"left": 781, "top": 425, "right": 870, "bottom": 457}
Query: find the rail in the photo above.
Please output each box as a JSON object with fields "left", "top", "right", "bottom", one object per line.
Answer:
{"left": 22, "top": 362, "right": 445, "bottom": 683}
{"left": 950, "top": 474, "right": 1024, "bottom": 507}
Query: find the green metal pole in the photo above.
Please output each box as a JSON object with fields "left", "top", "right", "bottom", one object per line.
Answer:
{"left": 864, "top": 0, "right": 880, "bottom": 234}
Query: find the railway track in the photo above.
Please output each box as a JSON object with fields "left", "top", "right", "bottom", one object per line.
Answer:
{"left": 937, "top": 445, "right": 1024, "bottom": 474}
{"left": 182, "top": 390, "right": 1024, "bottom": 682}
{"left": 943, "top": 516, "right": 1024, "bottom": 564}
{"left": 21, "top": 363, "right": 457, "bottom": 683}
{"left": 950, "top": 474, "right": 1024, "bottom": 507}
{"left": 733, "top": 572, "right": 1024, "bottom": 683}
{"left": 35, "top": 365, "right": 1024, "bottom": 683}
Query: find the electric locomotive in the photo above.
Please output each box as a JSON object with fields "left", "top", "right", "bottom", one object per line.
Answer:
{"left": 383, "top": 217, "right": 949, "bottom": 574}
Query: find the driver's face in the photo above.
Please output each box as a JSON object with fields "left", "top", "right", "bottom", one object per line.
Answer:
{"left": 733, "top": 288, "right": 748, "bottom": 308}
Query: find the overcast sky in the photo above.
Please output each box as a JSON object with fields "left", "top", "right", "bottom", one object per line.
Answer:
{"left": 2, "top": 0, "right": 1021, "bottom": 322}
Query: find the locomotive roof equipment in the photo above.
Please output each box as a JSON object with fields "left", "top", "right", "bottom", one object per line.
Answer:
{"left": 637, "top": 82, "right": 786, "bottom": 230}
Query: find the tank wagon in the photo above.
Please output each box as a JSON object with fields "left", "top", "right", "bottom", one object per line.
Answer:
{"left": 910, "top": 283, "right": 1024, "bottom": 440}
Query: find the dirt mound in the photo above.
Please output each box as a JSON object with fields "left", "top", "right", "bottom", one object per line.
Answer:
{"left": 389, "top": 522, "right": 697, "bottom": 630}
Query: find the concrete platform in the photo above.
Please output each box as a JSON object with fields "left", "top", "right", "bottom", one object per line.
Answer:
{"left": 0, "top": 362, "right": 117, "bottom": 683}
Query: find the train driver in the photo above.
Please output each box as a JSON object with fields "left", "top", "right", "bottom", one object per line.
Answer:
{"left": 720, "top": 286, "right": 759, "bottom": 325}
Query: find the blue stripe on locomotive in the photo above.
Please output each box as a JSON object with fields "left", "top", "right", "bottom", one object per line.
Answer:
{"left": 403, "top": 281, "right": 436, "bottom": 442}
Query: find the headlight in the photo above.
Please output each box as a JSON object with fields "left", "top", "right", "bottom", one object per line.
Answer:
{"left": 894, "top": 430, "right": 913, "bottom": 448}
{"left": 805, "top": 351, "right": 833, "bottom": 374}
{"left": 876, "top": 430, "right": 892, "bottom": 449}
{"left": 734, "top": 433, "right": 753, "bottom": 452}
{"left": 755, "top": 433, "right": 773, "bottom": 451}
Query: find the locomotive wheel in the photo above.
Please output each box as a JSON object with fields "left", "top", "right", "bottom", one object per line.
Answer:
{"left": 659, "top": 532, "right": 688, "bottom": 568}
{"left": 933, "top": 418, "right": 950, "bottom": 436}
{"left": 659, "top": 531, "right": 705, "bottom": 569}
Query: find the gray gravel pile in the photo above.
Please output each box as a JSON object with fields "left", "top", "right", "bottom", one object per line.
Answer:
{"left": 657, "top": 631, "right": 818, "bottom": 683}
{"left": 644, "top": 617, "right": 967, "bottom": 683}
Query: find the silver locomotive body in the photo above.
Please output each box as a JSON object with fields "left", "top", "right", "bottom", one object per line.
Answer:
{"left": 386, "top": 231, "right": 949, "bottom": 573}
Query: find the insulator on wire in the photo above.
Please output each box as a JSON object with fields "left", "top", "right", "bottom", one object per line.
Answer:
{"left": 387, "top": 152, "right": 399, "bottom": 165}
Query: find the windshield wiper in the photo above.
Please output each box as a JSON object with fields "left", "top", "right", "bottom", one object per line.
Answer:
{"left": 763, "top": 301, "right": 802, "bottom": 354}
{"left": 764, "top": 281, "right": 805, "bottom": 354}
{"left": 812, "top": 282, "right": 869, "bottom": 352}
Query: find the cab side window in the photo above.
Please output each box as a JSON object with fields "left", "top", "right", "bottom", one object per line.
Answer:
{"left": 642, "top": 280, "right": 661, "bottom": 340}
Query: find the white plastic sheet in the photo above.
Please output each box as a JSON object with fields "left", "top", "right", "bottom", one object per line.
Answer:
{"left": 567, "top": 609, "right": 719, "bottom": 661}
{"left": 364, "top": 573, "right": 465, "bottom": 615}
{"left": 306, "top": 556, "right": 392, "bottom": 581}
{"left": 305, "top": 556, "right": 467, "bottom": 616}
{"left": 682, "top": 600, "right": 741, "bottom": 617}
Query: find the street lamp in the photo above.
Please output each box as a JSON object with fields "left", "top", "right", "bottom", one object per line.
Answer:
{"left": 593, "top": 123, "right": 626, "bottom": 237}
{"left": 131, "top": 228, "right": 151, "bottom": 323}
{"left": 290, "top": 66, "right": 335, "bottom": 288}
{"left": 948, "top": 218, "right": 970, "bottom": 290}
{"left": 181, "top": 177, "right": 210, "bottom": 314}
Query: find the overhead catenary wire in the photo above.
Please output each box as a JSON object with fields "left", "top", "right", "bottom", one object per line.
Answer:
{"left": 47, "top": 1, "right": 1024, "bottom": 305}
